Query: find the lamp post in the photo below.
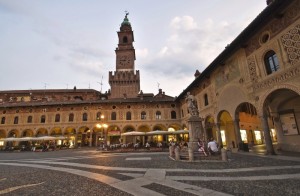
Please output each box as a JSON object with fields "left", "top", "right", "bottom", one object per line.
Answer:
{"left": 96, "top": 115, "right": 108, "bottom": 147}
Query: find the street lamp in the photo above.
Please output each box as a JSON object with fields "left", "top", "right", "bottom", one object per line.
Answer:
{"left": 96, "top": 115, "right": 108, "bottom": 147}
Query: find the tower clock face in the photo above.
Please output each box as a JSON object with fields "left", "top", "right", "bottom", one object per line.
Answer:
{"left": 119, "top": 55, "right": 131, "bottom": 66}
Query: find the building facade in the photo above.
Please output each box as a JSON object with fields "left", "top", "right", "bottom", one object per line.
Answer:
{"left": 176, "top": 0, "right": 300, "bottom": 153}
{"left": 0, "top": 0, "right": 299, "bottom": 152}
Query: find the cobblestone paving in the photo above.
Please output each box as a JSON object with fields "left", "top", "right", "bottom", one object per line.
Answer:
{"left": 0, "top": 149, "right": 300, "bottom": 196}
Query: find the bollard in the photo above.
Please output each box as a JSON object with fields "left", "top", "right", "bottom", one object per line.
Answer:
{"left": 221, "top": 148, "right": 228, "bottom": 161}
{"left": 175, "top": 146, "right": 180, "bottom": 160}
{"left": 188, "top": 148, "right": 194, "bottom": 162}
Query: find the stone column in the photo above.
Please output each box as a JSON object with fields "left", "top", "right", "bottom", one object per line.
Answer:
{"left": 272, "top": 114, "right": 284, "bottom": 149}
{"left": 260, "top": 115, "right": 276, "bottom": 155}
{"left": 215, "top": 122, "right": 222, "bottom": 149}
{"left": 74, "top": 133, "right": 78, "bottom": 148}
{"left": 89, "top": 131, "right": 93, "bottom": 147}
{"left": 233, "top": 119, "right": 242, "bottom": 148}
{"left": 95, "top": 133, "right": 98, "bottom": 147}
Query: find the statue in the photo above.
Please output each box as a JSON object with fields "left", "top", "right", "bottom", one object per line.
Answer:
{"left": 186, "top": 92, "right": 199, "bottom": 116}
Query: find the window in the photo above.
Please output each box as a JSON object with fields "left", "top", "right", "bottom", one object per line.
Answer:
{"left": 82, "top": 113, "right": 88, "bottom": 121}
{"left": 69, "top": 113, "right": 74, "bottom": 122}
{"left": 1, "top": 117, "right": 5, "bottom": 124}
{"left": 14, "top": 116, "right": 19, "bottom": 124}
{"left": 41, "top": 115, "right": 46, "bottom": 123}
{"left": 264, "top": 50, "right": 280, "bottom": 75}
{"left": 96, "top": 112, "right": 102, "bottom": 120}
{"left": 204, "top": 94, "right": 209, "bottom": 106}
{"left": 126, "top": 112, "right": 131, "bottom": 120}
{"left": 123, "top": 36, "right": 128, "bottom": 43}
{"left": 141, "top": 111, "right": 146, "bottom": 120}
{"left": 111, "top": 112, "right": 117, "bottom": 120}
{"left": 171, "top": 111, "right": 176, "bottom": 119}
{"left": 155, "top": 111, "right": 162, "bottom": 120}
{"left": 181, "top": 109, "right": 184, "bottom": 117}
{"left": 55, "top": 114, "right": 60, "bottom": 122}
{"left": 27, "top": 116, "right": 32, "bottom": 123}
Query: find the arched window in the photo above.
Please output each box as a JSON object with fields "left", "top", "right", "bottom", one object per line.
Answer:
{"left": 171, "top": 111, "right": 176, "bottom": 119}
{"left": 141, "top": 111, "right": 146, "bottom": 120}
{"left": 82, "top": 113, "right": 88, "bottom": 121}
{"left": 204, "top": 94, "right": 209, "bottom": 106}
{"left": 69, "top": 113, "right": 74, "bottom": 122}
{"left": 55, "top": 114, "right": 60, "bottom": 122}
{"left": 111, "top": 112, "right": 117, "bottom": 120}
{"left": 14, "top": 116, "right": 19, "bottom": 124}
{"left": 123, "top": 36, "right": 128, "bottom": 43}
{"left": 27, "top": 116, "right": 32, "bottom": 123}
{"left": 126, "top": 112, "right": 131, "bottom": 120}
{"left": 264, "top": 50, "right": 280, "bottom": 75}
{"left": 156, "top": 111, "right": 162, "bottom": 120}
{"left": 41, "top": 115, "right": 46, "bottom": 123}
{"left": 96, "top": 112, "right": 102, "bottom": 120}
{"left": 1, "top": 117, "right": 5, "bottom": 124}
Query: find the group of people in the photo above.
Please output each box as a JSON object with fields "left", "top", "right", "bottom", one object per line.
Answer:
{"left": 197, "top": 138, "right": 219, "bottom": 156}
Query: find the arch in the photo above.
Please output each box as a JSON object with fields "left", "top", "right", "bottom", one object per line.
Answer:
{"left": 235, "top": 102, "right": 260, "bottom": 145}
{"left": 257, "top": 84, "right": 300, "bottom": 115}
{"left": 122, "top": 125, "right": 135, "bottom": 133}
{"left": 137, "top": 125, "right": 150, "bottom": 132}
{"left": 258, "top": 87, "right": 300, "bottom": 151}
{"left": 77, "top": 126, "right": 91, "bottom": 147}
{"left": 36, "top": 128, "right": 48, "bottom": 136}
{"left": 217, "top": 110, "right": 234, "bottom": 147}
{"left": 64, "top": 127, "right": 76, "bottom": 135}
{"left": 204, "top": 115, "right": 215, "bottom": 141}
{"left": 21, "top": 129, "right": 34, "bottom": 137}
{"left": 0, "top": 129, "right": 6, "bottom": 138}
{"left": 50, "top": 127, "right": 62, "bottom": 136}
{"left": 152, "top": 124, "right": 167, "bottom": 131}
{"left": 168, "top": 123, "right": 182, "bottom": 130}
{"left": 77, "top": 126, "right": 90, "bottom": 134}
{"left": 8, "top": 129, "right": 19, "bottom": 138}
{"left": 217, "top": 85, "right": 247, "bottom": 118}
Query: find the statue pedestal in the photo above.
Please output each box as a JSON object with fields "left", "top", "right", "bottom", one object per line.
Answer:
{"left": 188, "top": 141, "right": 198, "bottom": 152}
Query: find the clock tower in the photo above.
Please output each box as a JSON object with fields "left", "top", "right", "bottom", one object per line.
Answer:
{"left": 109, "top": 13, "right": 140, "bottom": 99}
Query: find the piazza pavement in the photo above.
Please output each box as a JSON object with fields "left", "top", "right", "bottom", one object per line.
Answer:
{"left": 0, "top": 146, "right": 300, "bottom": 196}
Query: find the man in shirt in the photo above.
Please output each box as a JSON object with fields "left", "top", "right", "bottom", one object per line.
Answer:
{"left": 207, "top": 138, "right": 219, "bottom": 155}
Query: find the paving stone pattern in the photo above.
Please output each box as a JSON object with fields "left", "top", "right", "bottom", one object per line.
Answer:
{"left": 0, "top": 149, "right": 300, "bottom": 196}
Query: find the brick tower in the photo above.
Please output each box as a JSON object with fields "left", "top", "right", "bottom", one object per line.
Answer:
{"left": 109, "top": 13, "right": 140, "bottom": 99}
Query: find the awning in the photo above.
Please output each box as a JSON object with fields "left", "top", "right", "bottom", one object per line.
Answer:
{"left": 121, "top": 131, "right": 146, "bottom": 136}
{"left": 146, "top": 130, "right": 169, "bottom": 135}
